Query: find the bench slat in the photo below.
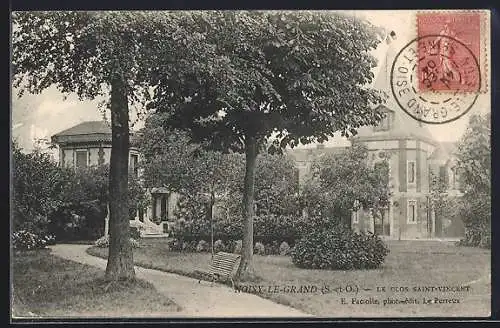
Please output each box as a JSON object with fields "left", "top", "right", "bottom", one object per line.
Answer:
{"left": 201, "top": 252, "right": 241, "bottom": 281}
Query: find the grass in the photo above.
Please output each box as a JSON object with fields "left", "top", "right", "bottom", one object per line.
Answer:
{"left": 87, "top": 239, "right": 491, "bottom": 317}
{"left": 12, "top": 248, "right": 181, "bottom": 318}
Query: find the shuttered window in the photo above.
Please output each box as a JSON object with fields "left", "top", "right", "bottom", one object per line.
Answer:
{"left": 75, "top": 150, "right": 88, "bottom": 169}
{"left": 407, "top": 161, "right": 416, "bottom": 184}
{"left": 407, "top": 200, "right": 417, "bottom": 224}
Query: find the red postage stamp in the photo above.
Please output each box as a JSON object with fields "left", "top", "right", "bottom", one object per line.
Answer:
{"left": 416, "top": 12, "right": 483, "bottom": 93}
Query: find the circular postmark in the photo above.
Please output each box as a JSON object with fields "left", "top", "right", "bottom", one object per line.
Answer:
{"left": 390, "top": 34, "right": 480, "bottom": 124}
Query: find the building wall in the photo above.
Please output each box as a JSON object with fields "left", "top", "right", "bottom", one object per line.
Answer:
{"left": 353, "top": 138, "right": 440, "bottom": 240}
{"left": 59, "top": 144, "right": 140, "bottom": 168}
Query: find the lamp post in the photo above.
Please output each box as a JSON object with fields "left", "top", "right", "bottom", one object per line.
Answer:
{"left": 201, "top": 191, "right": 216, "bottom": 260}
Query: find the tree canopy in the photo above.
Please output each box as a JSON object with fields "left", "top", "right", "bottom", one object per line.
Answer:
{"left": 455, "top": 113, "right": 491, "bottom": 247}
{"left": 301, "top": 144, "right": 391, "bottom": 229}
{"left": 12, "top": 11, "right": 209, "bottom": 280}
{"left": 13, "top": 10, "right": 386, "bottom": 279}
{"left": 149, "top": 11, "right": 385, "bottom": 152}
{"left": 146, "top": 11, "right": 385, "bottom": 278}
{"left": 139, "top": 112, "right": 300, "bottom": 217}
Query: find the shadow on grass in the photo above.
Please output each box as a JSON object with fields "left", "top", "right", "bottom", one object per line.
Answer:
{"left": 12, "top": 248, "right": 181, "bottom": 318}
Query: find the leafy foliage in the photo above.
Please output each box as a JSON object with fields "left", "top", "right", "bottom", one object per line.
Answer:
{"left": 171, "top": 209, "right": 304, "bottom": 246}
{"left": 291, "top": 226, "right": 389, "bottom": 270}
{"left": 150, "top": 11, "right": 385, "bottom": 152}
{"left": 95, "top": 235, "right": 140, "bottom": 249}
{"left": 300, "top": 144, "right": 391, "bottom": 227}
{"left": 129, "top": 227, "right": 141, "bottom": 240}
{"left": 12, "top": 141, "right": 145, "bottom": 242}
{"left": 12, "top": 142, "right": 68, "bottom": 236}
{"left": 254, "top": 242, "right": 265, "bottom": 255}
{"left": 455, "top": 114, "right": 491, "bottom": 248}
{"left": 13, "top": 11, "right": 386, "bottom": 277}
{"left": 48, "top": 165, "right": 145, "bottom": 241}
{"left": 254, "top": 154, "right": 300, "bottom": 216}
{"left": 147, "top": 11, "right": 385, "bottom": 277}
{"left": 279, "top": 241, "right": 291, "bottom": 256}
{"left": 12, "top": 230, "right": 55, "bottom": 251}
{"left": 12, "top": 11, "right": 213, "bottom": 280}
{"left": 196, "top": 240, "right": 209, "bottom": 252}
{"left": 214, "top": 239, "right": 225, "bottom": 253}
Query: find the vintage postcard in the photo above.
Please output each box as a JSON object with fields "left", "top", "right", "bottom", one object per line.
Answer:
{"left": 10, "top": 9, "right": 491, "bottom": 320}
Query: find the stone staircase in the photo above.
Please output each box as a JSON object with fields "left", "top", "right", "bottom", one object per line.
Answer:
{"left": 130, "top": 217, "right": 169, "bottom": 238}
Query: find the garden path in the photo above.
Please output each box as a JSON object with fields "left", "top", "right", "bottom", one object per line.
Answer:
{"left": 49, "top": 244, "right": 312, "bottom": 318}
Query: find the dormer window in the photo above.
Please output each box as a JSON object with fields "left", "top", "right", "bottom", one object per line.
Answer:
{"left": 374, "top": 112, "right": 392, "bottom": 132}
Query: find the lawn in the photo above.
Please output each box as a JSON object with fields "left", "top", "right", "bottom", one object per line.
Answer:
{"left": 87, "top": 238, "right": 491, "bottom": 318}
{"left": 12, "top": 248, "right": 181, "bottom": 318}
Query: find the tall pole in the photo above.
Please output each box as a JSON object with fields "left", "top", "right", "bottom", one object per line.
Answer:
{"left": 211, "top": 193, "right": 215, "bottom": 260}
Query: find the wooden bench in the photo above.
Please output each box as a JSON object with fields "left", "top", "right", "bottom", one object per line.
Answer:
{"left": 196, "top": 252, "right": 241, "bottom": 289}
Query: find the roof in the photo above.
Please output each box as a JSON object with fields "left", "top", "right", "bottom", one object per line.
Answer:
{"left": 53, "top": 121, "right": 111, "bottom": 136}
{"left": 429, "top": 141, "right": 458, "bottom": 161}
{"left": 287, "top": 146, "right": 349, "bottom": 163}
{"left": 353, "top": 41, "right": 438, "bottom": 146}
{"left": 51, "top": 120, "right": 139, "bottom": 146}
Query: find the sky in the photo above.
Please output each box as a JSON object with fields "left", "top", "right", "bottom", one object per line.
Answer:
{"left": 11, "top": 10, "right": 490, "bottom": 152}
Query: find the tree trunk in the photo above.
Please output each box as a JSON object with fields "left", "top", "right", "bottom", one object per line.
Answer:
{"left": 105, "top": 75, "right": 135, "bottom": 281}
{"left": 236, "top": 135, "right": 257, "bottom": 279}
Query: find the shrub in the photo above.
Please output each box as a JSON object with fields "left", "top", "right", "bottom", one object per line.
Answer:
{"left": 214, "top": 239, "right": 225, "bottom": 253}
{"left": 225, "top": 240, "right": 236, "bottom": 253}
{"left": 233, "top": 240, "right": 242, "bottom": 254}
{"left": 182, "top": 240, "right": 197, "bottom": 252}
{"left": 130, "top": 227, "right": 141, "bottom": 240}
{"left": 130, "top": 238, "right": 141, "bottom": 249}
{"left": 94, "top": 235, "right": 140, "bottom": 249}
{"left": 196, "top": 240, "right": 209, "bottom": 252}
{"left": 265, "top": 241, "right": 280, "bottom": 255}
{"left": 171, "top": 209, "right": 303, "bottom": 245}
{"left": 291, "top": 226, "right": 389, "bottom": 270}
{"left": 279, "top": 241, "right": 291, "bottom": 256}
{"left": 94, "top": 235, "right": 109, "bottom": 248}
{"left": 12, "top": 230, "right": 49, "bottom": 250}
{"left": 254, "top": 242, "right": 265, "bottom": 255}
{"left": 168, "top": 238, "right": 182, "bottom": 251}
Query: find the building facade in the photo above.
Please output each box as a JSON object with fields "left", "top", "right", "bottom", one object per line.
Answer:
{"left": 288, "top": 107, "right": 464, "bottom": 240}
{"left": 51, "top": 121, "right": 175, "bottom": 237}
{"left": 287, "top": 36, "right": 465, "bottom": 240}
{"left": 51, "top": 36, "right": 464, "bottom": 240}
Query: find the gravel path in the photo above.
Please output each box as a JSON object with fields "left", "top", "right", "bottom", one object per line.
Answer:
{"left": 49, "top": 244, "right": 312, "bottom": 318}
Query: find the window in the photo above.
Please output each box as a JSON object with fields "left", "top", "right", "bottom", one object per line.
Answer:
{"left": 75, "top": 150, "right": 88, "bottom": 169}
{"left": 374, "top": 113, "right": 392, "bottom": 132}
{"left": 353, "top": 210, "right": 359, "bottom": 224}
{"left": 451, "top": 167, "right": 458, "bottom": 189}
{"left": 439, "top": 165, "right": 448, "bottom": 185}
{"left": 407, "top": 200, "right": 417, "bottom": 224}
{"left": 130, "top": 154, "right": 139, "bottom": 177}
{"left": 407, "top": 161, "right": 416, "bottom": 184}
{"left": 352, "top": 200, "right": 360, "bottom": 224}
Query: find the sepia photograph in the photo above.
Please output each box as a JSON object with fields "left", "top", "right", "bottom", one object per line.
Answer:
{"left": 10, "top": 9, "right": 491, "bottom": 319}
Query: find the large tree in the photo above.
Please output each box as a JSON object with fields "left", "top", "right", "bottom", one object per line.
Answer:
{"left": 148, "top": 11, "right": 385, "bottom": 277}
{"left": 12, "top": 141, "right": 67, "bottom": 236}
{"left": 139, "top": 113, "right": 299, "bottom": 220}
{"left": 302, "top": 144, "right": 390, "bottom": 230}
{"left": 12, "top": 11, "right": 208, "bottom": 280}
{"left": 138, "top": 112, "right": 244, "bottom": 220}
{"left": 455, "top": 113, "right": 491, "bottom": 247}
